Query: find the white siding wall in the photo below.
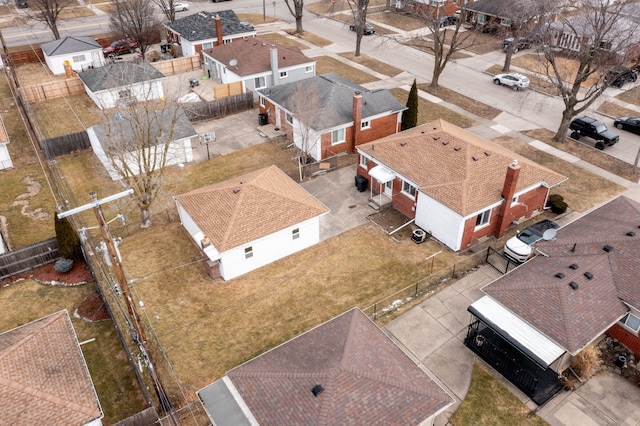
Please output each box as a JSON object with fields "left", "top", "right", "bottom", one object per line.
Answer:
{"left": 291, "top": 116, "right": 322, "bottom": 161}
{"left": 0, "top": 143, "right": 12, "bottom": 169}
{"left": 219, "top": 217, "right": 321, "bottom": 280}
{"left": 45, "top": 49, "right": 104, "bottom": 75}
{"left": 92, "top": 80, "right": 164, "bottom": 110}
{"left": 415, "top": 193, "right": 465, "bottom": 251}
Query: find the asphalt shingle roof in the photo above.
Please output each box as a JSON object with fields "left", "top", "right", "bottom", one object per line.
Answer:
{"left": 259, "top": 73, "right": 405, "bottom": 130}
{"left": 484, "top": 196, "right": 640, "bottom": 354}
{"left": 41, "top": 36, "right": 102, "bottom": 56}
{"left": 465, "top": 0, "right": 513, "bottom": 17}
{"left": 175, "top": 165, "right": 329, "bottom": 252}
{"left": 224, "top": 308, "right": 453, "bottom": 425}
{"left": 77, "top": 61, "right": 165, "bottom": 92}
{"left": 0, "top": 311, "right": 103, "bottom": 425}
{"left": 165, "top": 10, "right": 255, "bottom": 42}
{"left": 203, "top": 37, "right": 314, "bottom": 77}
{"left": 358, "top": 120, "right": 566, "bottom": 216}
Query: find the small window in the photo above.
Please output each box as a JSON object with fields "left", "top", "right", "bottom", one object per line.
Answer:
{"left": 361, "top": 120, "right": 370, "bottom": 129}
{"left": 621, "top": 313, "right": 640, "bottom": 334}
{"left": 202, "top": 42, "right": 213, "bottom": 50}
{"left": 305, "top": 65, "right": 313, "bottom": 73}
{"left": 359, "top": 156, "right": 368, "bottom": 168}
{"left": 331, "top": 128, "right": 345, "bottom": 145}
{"left": 244, "top": 247, "right": 253, "bottom": 259}
{"left": 511, "top": 195, "right": 519, "bottom": 206}
{"left": 259, "top": 97, "right": 265, "bottom": 107}
{"left": 279, "top": 71, "right": 288, "bottom": 78}
{"left": 286, "top": 113, "right": 293, "bottom": 124}
{"left": 402, "top": 181, "right": 416, "bottom": 198}
{"left": 475, "top": 209, "right": 491, "bottom": 228}
{"left": 500, "top": 18, "right": 511, "bottom": 26}
{"left": 72, "top": 54, "right": 86, "bottom": 63}
{"left": 223, "top": 39, "right": 231, "bottom": 44}
{"left": 254, "top": 76, "right": 266, "bottom": 89}
{"left": 118, "top": 89, "right": 131, "bottom": 99}
{"left": 292, "top": 228, "right": 300, "bottom": 240}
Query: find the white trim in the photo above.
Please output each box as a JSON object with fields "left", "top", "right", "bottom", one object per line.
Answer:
{"left": 222, "top": 377, "right": 260, "bottom": 426}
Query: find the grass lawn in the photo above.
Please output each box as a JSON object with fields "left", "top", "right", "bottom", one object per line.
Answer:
{"left": 338, "top": 52, "right": 403, "bottom": 76}
{"left": 257, "top": 32, "right": 310, "bottom": 50}
{"left": 0, "top": 279, "right": 148, "bottom": 424}
{"left": 236, "top": 13, "right": 277, "bottom": 24}
{"left": 450, "top": 363, "right": 549, "bottom": 425}
{"left": 416, "top": 83, "right": 502, "bottom": 121}
{"left": 29, "top": 94, "right": 103, "bottom": 139}
{"left": 390, "top": 87, "right": 477, "bottom": 128}
{"left": 331, "top": 12, "right": 398, "bottom": 36}
{"left": 598, "top": 101, "right": 639, "bottom": 118}
{"left": 617, "top": 85, "right": 640, "bottom": 107}
{"left": 315, "top": 55, "right": 380, "bottom": 84}
{"left": 369, "top": 10, "right": 425, "bottom": 31}
{"left": 58, "top": 6, "right": 96, "bottom": 19}
{"left": 511, "top": 53, "right": 602, "bottom": 88}
{"left": 307, "top": 0, "right": 387, "bottom": 15}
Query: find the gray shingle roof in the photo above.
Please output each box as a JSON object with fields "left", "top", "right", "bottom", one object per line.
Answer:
{"left": 465, "top": 0, "right": 512, "bottom": 17}
{"left": 78, "top": 62, "right": 165, "bottom": 92}
{"left": 165, "top": 10, "right": 255, "bottom": 42}
{"left": 484, "top": 196, "right": 640, "bottom": 354}
{"left": 41, "top": 36, "right": 102, "bottom": 56}
{"left": 258, "top": 73, "right": 405, "bottom": 130}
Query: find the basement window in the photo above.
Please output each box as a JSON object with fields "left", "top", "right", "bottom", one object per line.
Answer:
{"left": 620, "top": 313, "right": 640, "bottom": 335}
{"left": 359, "top": 156, "right": 368, "bottom": 169}
{"left": 244, "top": 246, "right": 253, "bottom": 259}
{"left": 292, "top": 228, "right": 300, "bottom": 240}
{"left": 475, "top": 208, "right": 491, "bottom": 229}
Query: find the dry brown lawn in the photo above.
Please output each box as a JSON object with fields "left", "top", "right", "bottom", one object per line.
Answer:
{"left": 315, "top": 55, "right": 380, "bottom": 84}
{"left": 338, "top": 52, "right": 403, "bottom": 76}
{"left": 368, "top": 10, "right": 426, "bottom": 31}
{"left": 257, "top": 32, "right": 310, "bottom": 50}
{"left": 597, "top": 101, "right": 639, "bottom": 119}
{"left": 417, "top": 83, "right": 502, "bottom": 121}
{"left": 330, "top": 12, "right": 397, "bottom": 36}
{"left": 390, "top": 87, "right": 477, "bottom": 128}
{"left": 511, "top": 53, "right": 602, "bottom": 88}
{"left": 307, "top": 0, "right": 387, "bottom": 15}
{"left": 29, "top": 94, "right": 103, "bottom": 139}
{"left": 0, "top": 16, "right": 26, "bottom": 30}
{"left": 58, "top": 6, "right": 96, "bottom": 19}
{"left": 236, "top": 13, "right": 277, "bottom": 24}
{"left": 14, "top": 62, "right": 69, "bottom": 87}
{"left": 617, "top": 85, "right": 640, "bottom": 106}
{"left": 403, "top": 38, "right": 471, "bottom": 61}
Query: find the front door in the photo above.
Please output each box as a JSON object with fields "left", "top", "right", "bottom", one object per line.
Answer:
{"left": 383, "top": 180, "right": 393, "bottom": 197}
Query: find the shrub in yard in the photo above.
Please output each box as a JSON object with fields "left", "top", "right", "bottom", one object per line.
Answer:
{"left": 54, "top": 257, "right": 74, "bottom": 273}
{"left": 401, "top": 79, "right": 418, "bottom": 131}
{"left": 571, "top": 345, "right": 602, "bottom": 379}
{"left": 547, "top": 194, "right": 568, "bottom": 214}
{"left": 54, "top": 214, "right": 83, "bottom": 260}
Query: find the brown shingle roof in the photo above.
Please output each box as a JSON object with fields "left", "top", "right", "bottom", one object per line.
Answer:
{"left": 0, "top": 311, "right": 103, "bottom": 425}
{"left": 358, "top": 120, "right": 566, "bottom": 215}
{"left": 175, "top": 165, "right": 329, "bottom": 252}
{"left": 484, "top": 196, "right": 640, "bottom": 354}
{"left": 226, "top": 308, "right": 453, "bottom": 425}
{"left": 203, "top": 37, "right": 313, "bottom": 76}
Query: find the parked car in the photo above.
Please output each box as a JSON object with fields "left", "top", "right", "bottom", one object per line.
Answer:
{"left": 569, "top": 116, "right": 619, "bottom": 150}
{"left": 437, "top": 15, "right": 458, "bottom": 27}
{"left": 605, "top": 66, "right": 638, "bottom": 88}
{"left": 164, "top": 2, "right": 189, "bottom": 11}
{"left": 14, "top": 0, "right": 28, "bottom": 8}
{"left": 502, "top": 37, "right": 533, "bottom": 53}
{"left": 614, "top": 116, "right": 640, "bottom": 135}
{"left": 493, "top": 73, "right": 530, "bottom": 90}
{"left": 103, "top": 38, "right": 139, "bottom": 57}
{"left": 349, "top": 23, "right": 375, "bottom": 35}
{"left": 504, "top": 219, "right": 559, "bottom": 263}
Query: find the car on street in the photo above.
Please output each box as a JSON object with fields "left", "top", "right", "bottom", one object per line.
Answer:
{"left": 613, "top": 116, "right": 640, "bottom": 135}
{"left": 569, "top": 116, "right": 619, "bottom": 150}
{"left": 493, "top": 73, "right": 530, "bottom": 90}
{"left": 504, "top": 219, "right": 559, "bottom": 263}
{"left": 437, "top": 15, "right": 458, "bottom": 27}
{"left": 164, "top": 2, "right": 189, "bottom": 11}
{"left": 349, "top": 23, "right": 375, "bottom": 35}
{"left": 14, "top": 0, "right": 28, "bottom": 8}
{"left": 103, "top": 38, "right": 139, "bottom": 57}
{"left": 605, "top": 66, "right": 638, "bottom": 88}
{"left": 502, "top": 37, "right": 533, "bottom": 53}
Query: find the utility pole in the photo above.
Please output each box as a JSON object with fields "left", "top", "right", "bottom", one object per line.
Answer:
{"left": 58, "top": 190, "right": 175, "bottom": 420}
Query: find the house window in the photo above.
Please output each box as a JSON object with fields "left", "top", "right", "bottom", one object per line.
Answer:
{"left": 202, "top": 42, "right": 213, "bottom": 50}
{"left": 476, "top": 14, "right": 486, "bottom": 24}
{"left": 621, "top": 313, "right": 640, "bottom": 335}
{"left": 255, "top": 76, "right": 266, "bottom": 89}
{"left": 259, "top": 97, "right": 265, "bottom": 107}
{"left": 223, "top": 39, "right": 231, "bottom": 44}
{"left": 292, "top": 228, "right": 300, "bottom": 240}
{"left": 402, "top": 181, "right": 416, "bottom": 198}
{"left": 500, "top": 18, "right": 511, "bottom": 26}
{"left": 475, "top": 208, "right": 491, "bottom": 228}
{"left": 359, "top": 156, "right": 368, "bottom": 169}
{"left": 72, "top": 54, "right": 86, "bottom": 63}
{"left": 361, "top": 120, "right": 370, "bottom": 129}
{"left": 305, "top": 65, "right": 313, "bottom": 73}
{"left": 286, "top": 113, "right": 293, "bottom": 124}
{"left": 244, "top": 246, "right": 253, "bottom": 259}
{"left": 511, "top": 195, "right": 519, "bottom": 206}
{"left": 331, "top": 128, "right": 345, "bottom": 145}
{"left": 279, "top": 71, "right": 288, "bottom": 78}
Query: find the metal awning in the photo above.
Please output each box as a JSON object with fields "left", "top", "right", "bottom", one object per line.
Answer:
{"left": 368, "top": 165, "right": 396, "bottom": 183}
{"left": 197, "top": 378, "right": 254, "bottom": 426}
{"left": 468, "top": 296, "right": 565, "bottom": 369}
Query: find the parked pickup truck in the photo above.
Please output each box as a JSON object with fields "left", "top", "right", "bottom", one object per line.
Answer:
{"left": 569, "top": 116, "right": 619, "bottom": 150}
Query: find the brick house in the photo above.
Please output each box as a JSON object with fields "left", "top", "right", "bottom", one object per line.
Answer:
{"left": 356, "top": 120, "right": 566, "bottom": 251}
{"left": 197, "top": 308, "right": 453, "bottom": 425}
{"left": 466, "top": 195, "right": 640, "bottom": 405}
{"left": 257, "top": 73, "right": 406, "bottom": 161}
{"left": 164, "top": 11, "right": 256, "bottom": 58}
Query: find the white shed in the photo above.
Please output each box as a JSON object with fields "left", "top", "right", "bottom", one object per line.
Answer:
{"left": 41, "top": 36, "right": 105, "bottom": 75}
{"left": 0, "top": 115, "right": 11, "bottom": 170}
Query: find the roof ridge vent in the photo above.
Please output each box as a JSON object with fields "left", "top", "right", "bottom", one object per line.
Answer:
{"left": 569, "top": 282, "right": 579, "bottom": 290}
{"left": 584, "top": 272, "right": 593, "bottom": 280}
{"left": 233, "top": 188, "right": 241, "bottom": 194}
{"left": 554, "top": 272, "right": 565, "bottom": 279}
{"left": 442, "top": 140, "right": 449, "bottom": 145}
{"left": 484, "top": 151, "right": 491, "bottom": 156}
{"left": 472, "top": 155, "right": 478, "bottom": 161}
{"left": 453, "top": 146, "right": 461, "bottom": 151}
{"left": 603, "top": 244, "right": 613, "bottom": 252}
{"left": 626, "top": 231, "right": 636, "bottom": 237}
{"left": 433, "top": 136, "right": 440, "bottom": 141}
{"left": 400, "top": 141, "right": 407, "bottom": 147}
{"left": 311, "top": 384, "right": 324, "bottom": 397}
{"left": 569, "top": 264, "right": 579, "bottom": 270}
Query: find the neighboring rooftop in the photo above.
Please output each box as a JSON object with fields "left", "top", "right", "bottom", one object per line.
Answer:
{"left": 41, "top": 36, "right": 102, "bottom": 56}
{"left": 77, "top": 62, "right": 165, "bottom": 92}
{"left": 165, "top": 10, "right": 255, "bottom": 42}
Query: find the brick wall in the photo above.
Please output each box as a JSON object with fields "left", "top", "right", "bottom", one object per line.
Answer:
{"left": 607, "top": 324, "right": 640, "bottom": 360}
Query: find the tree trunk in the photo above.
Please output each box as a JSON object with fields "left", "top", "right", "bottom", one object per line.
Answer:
{"left": 355, "top": 32, "right": 363, "bottom": 57}
{"left": 296, "top": 16, "right": 303, "bottom": 34}
{"left": 51, "top": 23, "right": 60, "bottom": 40}
{"left": 502, "top": 51, "right": 512, "bottom": 72}
{"left": 553, "top": 110, "right": 574, "bottom": 143}
{"left": 140, "top": 208, "right": 152, "bottom": 228}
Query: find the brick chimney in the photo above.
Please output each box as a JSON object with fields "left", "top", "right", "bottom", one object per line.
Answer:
{"left": 352, "top": 91, "right": 363, "bottom": 152}
{"left": 214, "top": 15, "right": 223, "bottom": 46}
{"left": 496, "top": 159, "right": 521, "bottom": 238}
{"left": 270, "top": 47, "right": 279, "bottom": 85}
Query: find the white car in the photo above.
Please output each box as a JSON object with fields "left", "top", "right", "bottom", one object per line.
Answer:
{"left": 504, "top": 219, "right": 559, "bottom": 263}
{"left": 166, "top": 2, "right": 189, "bottom": 11}
{"left": 493, "top": 73, "right": 530, "bottom": 91}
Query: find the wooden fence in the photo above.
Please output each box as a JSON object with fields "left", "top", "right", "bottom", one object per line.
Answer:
{"left": 41, "top": 131, "right": 91, "bottom": 159}
{"left": 213, "top": 81, "right": 243, "bottom": 98}
{"left": 19, "top": 77, "right": 85, "bottom": 103}
{"left": 151, "top": 55, "right": 201, "bottom": 76}
{"left": 0, "top": 238, "right": 59, "bottom": 281}
{"left": 184, "top": 92, "right": 254, "bottom": 122}
{"left": 8, "top": 48, "right": 44, "bottom": 65}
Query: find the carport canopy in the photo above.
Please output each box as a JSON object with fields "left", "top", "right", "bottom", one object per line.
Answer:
{"left": 468, "top": 296, "right": 565, "bottom": 369}
{"left": 368, "top": 165, "right": 396, "bottom": 183}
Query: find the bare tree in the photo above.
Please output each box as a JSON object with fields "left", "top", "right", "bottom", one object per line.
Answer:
{"left": 537, "top": 0, "right": 639, "bottom": 142}
{"left": 26, "top": 0, "right": 75, "bottom": 40}
{"left": 154, "top": 0, "right": 178, "bottom": 22}
{"left": 347, "top": 0, "right": 371, "bottom": 58}
{"left": 110, "top": 0, "right": 162, "bottom": 59}
{"left": 284, "top": 0, "right": 304, "bottom": 34}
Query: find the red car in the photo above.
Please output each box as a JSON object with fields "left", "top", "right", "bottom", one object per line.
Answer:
{"left": 103, "top": 38, "right": 139, "bottom": 57}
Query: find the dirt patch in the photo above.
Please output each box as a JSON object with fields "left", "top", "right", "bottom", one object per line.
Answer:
{"left": 75, "top": 291, "right": 110, "bottom": 322}
{"left": 368, "top": 207, "right": 413, "bottom": 233}
{"left": 2, "top": 259, "right": 94, "bottom": 287}
{"left": 418, "top": 83, "right": 502, "bottom": 120}
{"left": 11, "top": 176, "right": 51, "bottom": 221}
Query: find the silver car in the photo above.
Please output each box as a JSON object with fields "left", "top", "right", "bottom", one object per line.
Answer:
{"left": 493, "top": 73, "right": 530, "bottom": 91}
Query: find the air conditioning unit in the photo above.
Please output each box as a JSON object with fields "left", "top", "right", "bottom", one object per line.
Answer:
{"left": 412, "top": 229, "right": 427, "bottom": 244}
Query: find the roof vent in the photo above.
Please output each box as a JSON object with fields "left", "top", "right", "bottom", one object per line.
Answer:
{"left": 569, "top": 282, "right": 579, "bottom": 290}
{"left": 603, "top": 244, "right": 613, "bottom": 253}
{"left": 400, "top": 141, "right": 407, "bottom": 147}
{"left": 484, "top": 151, "right": 491, "bottom": 156}
{"left": 454, "top": 146, "right": 461, "bottom": 151}
{"left": 442, "top": 140, "right": 449, "bottom": 145}
{"left": 570, "top": 243, "right": 577, "bottom": 253}
{"left": 472, "top": 156, "right": 479, "bottom": 161}
{"left": 569, "top": 264, "right": 579, "bottom": 270}
{"left": 627, "top": 231, "right": 636, "bottom": 237}
{"left": 584, "top": 272, "right": 593, "bottom": 280}
{"left": 433, "top": 136, "right": 440, "bottom": 141}
{"left": 555, "top": 272, "right": 565, "bottom": 279}
{"left": 233, "top": 188, "right": 241, "bottom": 194}
{"left": 311, "top": 384, "right": 324, "bottom": 397}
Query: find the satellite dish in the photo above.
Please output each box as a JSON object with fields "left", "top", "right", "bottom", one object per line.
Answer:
{"left": 542, "top": 228, "right": 557, "bottom": 241}
{"left": 229, "top": 59, "right": 237, "bottom": 67}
